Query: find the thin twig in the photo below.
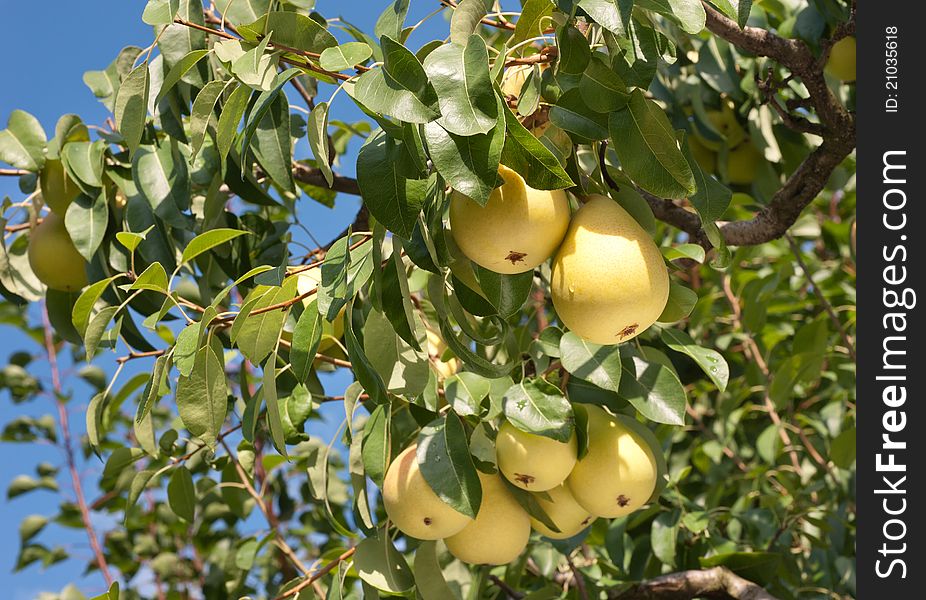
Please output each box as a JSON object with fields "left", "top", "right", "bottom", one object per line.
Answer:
{"left": 273, "top": 546, "right": 357, "bottom": 599}
{"left": 42, "top": 304, "right": 114, "bottom": 587}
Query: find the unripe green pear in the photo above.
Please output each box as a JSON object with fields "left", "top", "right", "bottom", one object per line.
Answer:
{"left": 530, "top": 484, "right": 594, "bottom": 540}
{"left": 825, "top": 36, "right": 856, "bottom": 82}
{"left": 27, "top": 213, "right": 88, "bottom": 292}
{"left": 39, "top": 159, "right": 80, "bottom": 216}
{"left": 566, "top": 405, "right": 657, "bottom": 518}
{"left": 444, "top": 471, "right": 531, "bottom": 565}
{"left": 450, "top": 165, "right": 570, "bottom": 274}
{"left": 726, "top": 143, "right": 762, "bottom": 185}
{"left": 496, "top": 420, "right": 577, "bottom": 491}
{"left": 551, "top": 195, "right": 669, "bottom": 345}
{"left": 381, "top": 445, "right": 472, "bottom": 540}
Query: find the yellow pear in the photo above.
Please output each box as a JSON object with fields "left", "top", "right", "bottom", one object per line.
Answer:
{"left": 496, "top": 420, "right": 576, "bottom": 491}
{"left": 28, "top": 213, "right": 88, "bottom": 292}
{"left": 551, "top": 195, "right": 669, "bottom": 344}
{"left": 500, "top": 64, "right": 545, "bottom": 99}
{"left": 726, "top": 143, "right": 762, "bottom": 185}
{"left": 825, "top": 36, "right": 856, "bottom": 82}
{"left": 688, "top": 135, "right": 717, "bottom": 174}
{"left": 39, "top": 159, "right": 80, "bottom": 216}
{"left": 425, "top": 322, "right": 460, "bottom": 379}
{"left": 450, "top": 165, "right": 570, "bottom": 274}
{"left": 297, "top": 270, "right": 345, "bottom": 354}
{"left": 381, "top": 445, "right": 472, "bottom": 540}
{"left": 530, "top": 484, "right": 594, "bottom": 540}
{"left": 444, "top": 471, "right": 531, "bottom": 565}
{"left": 696, "top": 100, "right": 746, "bottom": 150}
{"left": 566, "top": 404, "right": 657, "bottom": 518}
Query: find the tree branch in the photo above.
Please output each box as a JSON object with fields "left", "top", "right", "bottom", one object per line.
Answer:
{"left": 610, "top": 567, "right": 779, "bottom": 600}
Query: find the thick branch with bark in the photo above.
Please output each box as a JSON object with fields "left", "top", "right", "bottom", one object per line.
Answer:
{"left": 610, "top": 567, "right": 779, "bottom": 600}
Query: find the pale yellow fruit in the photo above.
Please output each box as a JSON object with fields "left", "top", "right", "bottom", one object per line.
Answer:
{"left": 501, "top": 64, "right": 544, "bottom": 98}
{"left": 445, "top": 471, "right": 531, "bottom": 565}
{"left": 551, "top": 195, "right": 669, "bottom": 344}
{"left": 382, "top": 445, "right": 472, "bottom": 540}
{"left": 450, "top": 165, "right": 570, "bottom": 274}
{"left": 39, "top": 158, "right": 80, "bottom": 216}
{"left": 566, "top": 405, "right": 657, "bottom": 518}
{"left": 696, "top": 101, "right": 745, "bottom": 150}
{"left": 688, "top": 135, "right": 717, "bottom": 174}
{"left": 28, "top": 213, "right": 88, "bottom": 292}
{"left": 297, "top": 270, "right": 345, "bottom": 353}
{"left": 825, "top": 36, "right": 856, "bottom": 82}
{"left": 726, "top": 143, "right": 762, "bottom": 185}
{"left": 530, "top": 484, "right": 594, "bottom": 540}
{"left": 425, "top": 324, "right": 460, "bottom": 379}
{"left": 496, "top": 421, "right": 576, "bottom": 491}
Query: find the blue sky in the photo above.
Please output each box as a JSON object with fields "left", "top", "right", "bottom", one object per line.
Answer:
{"left": 0, "top": 1, "right": 456, "bottom": 596}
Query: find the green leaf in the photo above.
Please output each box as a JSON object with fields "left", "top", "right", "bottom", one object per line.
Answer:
{"left": 414, "top": 541, "right": 460, "bottom": 600}
{"left": 290, "top": 299, "right": 323, "bottom": 384}
{"left": 354, "top": 527, "right": 415, "bottom": 594}
{"left": 578, "top": 0, "right": 633, "bottom": 36}
{"left": 651, "top": 511, "right": 679, "bottom": 567}
{"left": 189, "top": 80, "right": 229, "bottom": 161}
{"left": 512, "top": 0, "right": 554, "bottom": 45}
{"left": 374, "top": 0, "right": 410, "bottom": 42}
{"left": 549, "top": 88, "right": 609, "bottom": 141}
{"left": 175, "top": 346, "right": 227, "bottom": 446}
{"left": 831, "top": 427, "right": 856, "bottom": 469}
{"left": 662, "top": 243, "right": 706, "bottom": 263}
{"left": 238, "top": 11, "right": 338, "bottom": 53}
{"left": 423, "top": 37, "right": 497, "bottom": 136}
{"left": 18, "top": 515, "right": 48, "bottom": 544}
{"left": 473, "top": 266, "right": 533, "bottom": 318}
{"left": 557, "top": 25, "right": 591, "bottom": 74}
{"left": 318, "top": 41, "right": 374, "bottom": 71}
{"left": 450, "top": 0, "right": 493, "bottom": 46}
{"left": 361, "top": 405, "right": 391, "bottom": 488}
{"left": 423, "top": 98, "right": 504, "bottom": 207}
{"left": 182, "top": 229, "right": 250, "bottom": 265}
{"left": 158, "top": 0, "right": 208, "bottom": 87}
{"left": 637, "top": 0, "right": 706, "bottom": 34}
{"left": 113, "top": 63, "right": 150, "bottom": 156}
{"left": 712, "top": 0, "right": 753, "bottom": 27}
{"left": 90, "top": 582, "right": 121, "bottom": 600}
{"left": 137, "top": 354, "right": 171, "bottom": 424}
{"left": 660, "top": 328, "right": 729, "bottom": 391}
{"left": 559, "top": 332, "right": 622, "bottom": 392}
{"left": 64, "top": 192, "right": 108, "bottom": 261}
{"left": 0, "top": 110, "right": 46, "bottom": 171}
{"left": 133, "top": 143, "right": 190, "bottom": 227}
{"left": 617, "top": 349, "right": 687, "bottom": 425}
{"left": 657, "top": 281, "right": 698, "bottom": 323}
{"left": 681, "top": 132, "right": 731, "bottom": 223}
{"left": 155, "top": 49, "right": 210, "bottom": 105}
{"left": 445, "top": 372, "right": 492, "bottom": 417}
{"left": 417, "top": 413, "right": 482, "bottom": 519}
{"left": 579, "top": 53, "right": 629, "bottom": 113}
{"left": 344, "top": 300, "right": 390, "bottom": 405}
{"left": 216, "top": 84, "right": 252, "bottom": 163}
{"left": 167, "top": 466, "right": 196, "bottom": 522}
{"left": 263, "top": 351, "right": 289, "bottom": 457}
{"left": 239, "top": 68, "right": 302, "bottom": 162}
{"left": 608, "top": 90, "right": 695, "bottom": 199}
{"left": 356, "top": 130, "right": 434, "bottom": 239}
{"left": 84, "top": 306, "right": 119, "bottom": 361}
{"left": 306, "top": 101, "right": 334, "bottom": 187}
{"left": 72, "top": 276, "right": 120, "bottom": 335}
{"left": 503, "top": 379, "right": 574, "bottom": 441}
{"left": 142, "top": 0, "right": 180, "bottom": 25}
{"left": 129, "top": 262, "right": 169, "bottom": 293}
{"left": 348, "top": 67, "right": 440, "bottom": 124}
{"left": 253, "top": 93, "right": 295, "bottom": 193}
{"left": 500, "top": 103, "right": 573, "bottom": 190}
{"left": 61, "top": 140, "right": 104, "bottom": 190}
{"left": 235, "top": 278, "right": 298, "bottom": 364}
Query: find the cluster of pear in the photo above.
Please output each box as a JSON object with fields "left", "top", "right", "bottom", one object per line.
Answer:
{"left": 381, "top": 404, "right": 658, "bottom": 565}
{"left": 27, "top": 159, "right": 88, "bottom": 292}
{"left": 450, "top": 165, "right": 669, "bottom": 345}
